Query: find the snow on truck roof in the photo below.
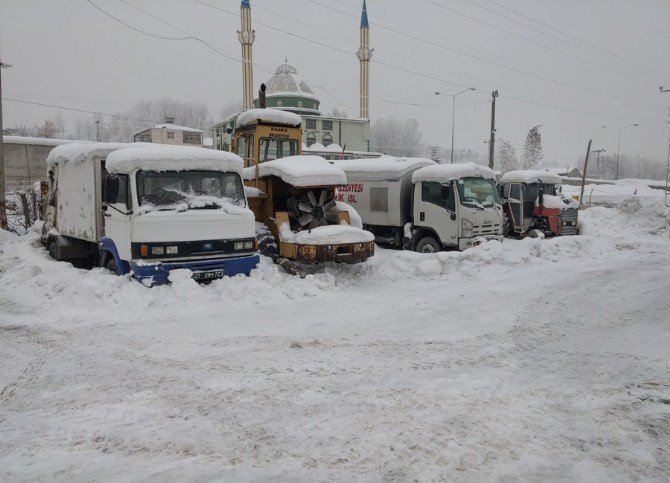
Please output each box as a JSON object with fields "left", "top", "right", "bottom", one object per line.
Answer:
{"left": 242, "top": 155, "right": 347, "bottom": 187}
{"left": 236, "top": 108, "right": 302, "bottom": 128}
{"left": 412, "top": 162, "right": 495, "bottom": 184}
{"left": 3, "top": 135, "right": 85, "bottom": 147}
{"left": 47, "top": 142, "right": 243, "bottom": 173}
{"left": 334, "top": 156, "right": 436, "bottom": 181}
{"left": 500, "top": 170, "right": 562, "bottom": 184}
{"left": 106, "top": 145, "right": 243, "bottom": 174}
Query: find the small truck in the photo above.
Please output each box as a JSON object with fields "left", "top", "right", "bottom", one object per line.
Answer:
{"left": 334, "top": 158, "right": 504, "bottom": 252}
{"left": 42, "top": 143, "right": 259, "bottom": 285}
{"left": 232, "top": 108, "right": 375, "bottom": 268}
{"left": 499, "top": 169, "right": 579, "bottom": 237}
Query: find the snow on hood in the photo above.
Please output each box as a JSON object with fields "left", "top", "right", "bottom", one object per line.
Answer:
{"left": 47, "top": 142, "right": 147, "bottom": 167}
{"left": 538, "top": 194, "right": 580, "bottom": 210}
{"left": 335, "top": 156, "right": 436, "bottom": 182}
{"left": 279, "top": 222, "right": 374, "bottom": 245}
{"left": 412, "top": 162, "right": 495, "bottom": 184}
{"left": 106, "top": 145, "right": 244, "bottom": 174}
{"left": 243, "top": 155, "right": 347, "bottom": 187}
{"left": 236, "top": 108, "right": 302, "bottom": 128}
{"left": 501, "top": 170, "right": 562, "bottom": 185}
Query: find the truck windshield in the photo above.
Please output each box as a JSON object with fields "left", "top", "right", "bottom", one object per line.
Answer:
{"left": 457, "top": 177, "right": 500, "bottom": 209}
{"left": 136, "top": 170, "right": 245, "bottom": 210}
{"left": 259, "top": 138, "right": 298, "bottom": 162}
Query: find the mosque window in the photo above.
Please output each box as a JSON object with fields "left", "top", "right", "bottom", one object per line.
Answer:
{"left": 298, "top": 101, "right": 303, "bottom": 108}
{"left": 306, "top": 132, "right": 316, "bottom": 147}
{"left": 322, "top": 134, "right": 333, "bottom": 146}
{"left": 276, "top": 100, "right": 283, "bottom": 107}
{"left": 322, "top": 120, "right": 333, "bottom": 131}
{"left": 305, "top": 119, "right": 316, "bottom": 130}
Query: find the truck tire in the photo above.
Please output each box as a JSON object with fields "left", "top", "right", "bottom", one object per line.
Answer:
{"left": 47, "top": 240, "right": 59, "bottom": 261}
{"left": 106, "top": 257, "right": 118, "bottom": 275}
{"left": 415, "top": 236, "right": 440, "bottom": 253}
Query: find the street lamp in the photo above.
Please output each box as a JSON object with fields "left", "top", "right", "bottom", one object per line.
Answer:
{"left": 436, "top": 87, "right": 475, "bottom": 163}
{"left": 602, "top": 123, "right": 639, "bottom": 180}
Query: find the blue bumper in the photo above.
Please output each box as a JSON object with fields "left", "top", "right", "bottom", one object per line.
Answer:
{"left": 130, "top": 254, "right": 259, "bottom": 285}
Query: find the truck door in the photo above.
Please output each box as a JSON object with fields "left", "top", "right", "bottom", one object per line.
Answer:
{"left": 507, "top": 183, "right": 523, "bottom": 231}
{"left": 103, "top": 173, "right": 132, "bottom": 261}
{"left": 414, "top": 181, "right": 458, "bottom": 246}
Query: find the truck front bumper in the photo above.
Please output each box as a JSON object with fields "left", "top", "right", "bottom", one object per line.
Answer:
{"left": 459, "top": 235, "right": 503, "bottom": 251}
{"left": 279, "top": 240, "right": 375, "bottom": 264}
{"left": 130, "top": 254, "right": 260, "bottom": 285}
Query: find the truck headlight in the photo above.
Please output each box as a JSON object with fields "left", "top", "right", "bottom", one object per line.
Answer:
{"left": 151, "top": 246, "right": 165, "bottom": 255}
{"left": 234, "top": 242, "right": 244, "bottom": 250}
{"left": 462, "top": 218, "right": 474, "bottom": 238}
{"left": 243, "top": 241, "right": 253, "bottom": 249}
{"left": 166, "top": 246, "right": 178, "bottom": 255}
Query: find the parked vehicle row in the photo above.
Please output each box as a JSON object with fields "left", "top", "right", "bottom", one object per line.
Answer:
{"left": 40, "top": 107, "right": 579, "bottom": 286}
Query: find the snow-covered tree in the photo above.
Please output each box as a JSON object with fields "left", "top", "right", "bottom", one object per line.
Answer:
{"left": 496, "top": 138, "right": 519, "bottom": 173}
{"left": 522, "top": 125, "right": 543, "bottom": 169}
{"left": 371, "top": 117, "right": 425, "bottom": 157}
{"left": 34, "top": 119, "right": 58, "bottom": 138}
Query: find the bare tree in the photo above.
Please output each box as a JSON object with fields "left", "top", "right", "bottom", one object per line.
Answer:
{"left": 34, "top": 119, "right": 58, "bottom": 138}
{"left": 328, "top": 107, "right": 349, "bottom": 119}
{"left": 522, "top": 125, "right": 543, "bottom": 169}
{"left": 496, "top": 138, "right": 519, "bottom": 173}
{"left": 220, "top": 100, "right": 244, "bottom": 120}
{"left": 371, "top": 117, "right": 425, "bottom": 157}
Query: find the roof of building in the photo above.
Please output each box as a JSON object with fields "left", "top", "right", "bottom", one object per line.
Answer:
{"left": 3, "top": 135, "right": 84, "bottom": 147}
{"left": 264, "top": 63, "right": 317, "bottom": 100}
{"left": 361, "top": 0, "right": 369, "bottom": 28}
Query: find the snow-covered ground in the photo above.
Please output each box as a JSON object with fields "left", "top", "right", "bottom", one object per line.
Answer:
{"left": 1, "top": 197, "right": 669, "bottom": 481}
{"left": 563, "top": 178, "right": 667, "bottom": 205}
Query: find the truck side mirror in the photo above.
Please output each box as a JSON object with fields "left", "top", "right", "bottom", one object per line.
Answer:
{"left": 104, "top": 175, "right": 120, "bottom": 204}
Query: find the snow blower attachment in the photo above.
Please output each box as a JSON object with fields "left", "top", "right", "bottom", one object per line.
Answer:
{"left": 232, "top": 107, "right": 374, "bottom": 275}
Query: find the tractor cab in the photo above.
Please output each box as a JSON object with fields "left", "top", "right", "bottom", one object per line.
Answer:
{"left": 499, "top": 170, "right": 579, "bottom": 237}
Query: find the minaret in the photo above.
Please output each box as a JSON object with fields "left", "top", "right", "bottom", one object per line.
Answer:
{"left": 238, "top": 0, "right": 255, "bottom": 110}
{"left": 357, "top": 0, "right": 372, "bottom": 119}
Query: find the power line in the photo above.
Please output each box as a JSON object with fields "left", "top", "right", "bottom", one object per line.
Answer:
{"left": 462, "top": 0, "right": 662, "bottom": 83}
{"left": 308, "top": 0, "right": 663, "bottom": 109}
{"left": 484, "top": 0, "right": 669, "bottom": 78}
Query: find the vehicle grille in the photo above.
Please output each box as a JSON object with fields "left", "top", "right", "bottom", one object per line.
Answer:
{"left": 561, "top": 208, "right": 579, "bottom": 235}
{"left": 473, "top": 224, "right": 502, "bottom": 236}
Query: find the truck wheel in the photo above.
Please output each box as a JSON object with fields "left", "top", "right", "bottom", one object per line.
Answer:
{"left": 415, "top": 236, "right": 440, "bottom": 253}
{"left": 106, "top": 257, "right": 118, "bottom": 275}
{"left": 47, "top": 240, "right": 59, "bottom": 261}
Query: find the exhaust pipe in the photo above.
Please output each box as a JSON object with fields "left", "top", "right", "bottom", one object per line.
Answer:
{"left": 258, "top": 83, "right": 266, "bottom": 109}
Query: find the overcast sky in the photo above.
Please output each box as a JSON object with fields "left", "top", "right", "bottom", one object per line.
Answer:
{"left": 2, "top": 0, "right": 670, "bottom": 165}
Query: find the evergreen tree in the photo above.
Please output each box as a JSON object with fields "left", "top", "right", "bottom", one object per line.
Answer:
{"left": 522, "top": 125, "right": 543, "bottom": 169}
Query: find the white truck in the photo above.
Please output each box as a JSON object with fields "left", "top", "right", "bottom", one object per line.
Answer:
{"left": 42, "top": 143, "right": 259, "bottom": 285}
{"left": 334, "top": 158, "right": 504, "bottom": 252}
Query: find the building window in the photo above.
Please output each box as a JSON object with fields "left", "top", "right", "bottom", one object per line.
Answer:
{"left": 298, "top": 101, "right": 303, "bottom": 108}
{"left": 306, "top": 132, "right": 316, "bottom": 147}
{"left": 166, "top": 131, "right": 175, "bottom": 139}
{"left": 322, "top": 133, "right": 333, "bottom": 146}
{"left": 183, "top": 132, "right": 201, "bottom": 145}
{"left": 276, "top": 100, "right": 283, "bottom": 107}
{"left": 306, "top": 118, "right": 316, "bottom": 130}
{"left": 322, "top": 120, "right": 333, "bottom": 131}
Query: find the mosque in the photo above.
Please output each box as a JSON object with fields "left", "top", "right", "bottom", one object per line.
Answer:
{"left": 212, "top": 0, "right": 373, "bottom": 156}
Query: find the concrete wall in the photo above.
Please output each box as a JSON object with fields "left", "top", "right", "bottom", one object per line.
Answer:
{"left": 3, "top": 142, "right": 55, "bottom": 182}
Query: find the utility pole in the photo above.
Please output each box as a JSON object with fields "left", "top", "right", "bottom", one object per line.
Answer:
{"left": 488, "top": 90, "right": 498, "bottom": 170}
{"left": 0, "top": 59, "right": 13, "bottom": 231}
{"left": 579, "top": 139, "right": 593, "bottom": 207}
{"left": 592, "top": 148, "right": 606, "bottom": 179}
{"left": 661, "top": 86, "right": 670, "bottom": 206}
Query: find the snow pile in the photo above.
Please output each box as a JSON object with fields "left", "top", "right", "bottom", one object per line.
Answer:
{"left": 244, "top": 186, "right": 265, "bottom": 198}
{"left": 304, "top": 142, "right": 325, "bottom": 151}
{"left": 243, "top": 155, "right": 347, "bottom": 186}
{"left": 334, "top": 156, "right": 435, "bottom": 182}
{"left": 3, "top": 135, "right": 85, "bottom": 147}
{"left": 279, "top": 223, "right": 374, "bottom": 245}
{"left": 500, "top": 170, "right": 562, "bottom": 184}
{"left": 336, "top": 201, "right": 363, "bottom": 229}
{"left": 236, "top": 109, "right": 302, "bottom": 128}
{"left": 538, "top": 194, "right": 579, "bottom": 210}
{"left": 46, "top": 142, "right": 146, "bottom": 167}
{"left": 412, "top": 162, "right": 495, "bottom": 183}
{"left": 563, "top": 180, "right": 664, "bottom": 204}
{"left": 106, "top": 145, "right": 243, "bottom": 174}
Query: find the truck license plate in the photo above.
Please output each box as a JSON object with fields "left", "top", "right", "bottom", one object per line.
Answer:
{"left": 192, "top": 269, "right": 224, "bottom": 281}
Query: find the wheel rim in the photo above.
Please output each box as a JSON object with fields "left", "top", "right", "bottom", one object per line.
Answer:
{"left": 421, "top": 244, "right": 436, "bottom": 253}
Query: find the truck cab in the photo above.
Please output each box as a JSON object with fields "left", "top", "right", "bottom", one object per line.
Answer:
{"left": 499, "top": 170, "right": 579, "bottom": 237}
{"left": 410, "top": 164, "right": 504, "bottom": 252}
{"left": 43, "top": 143, "right": 259, "bottom": 285}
